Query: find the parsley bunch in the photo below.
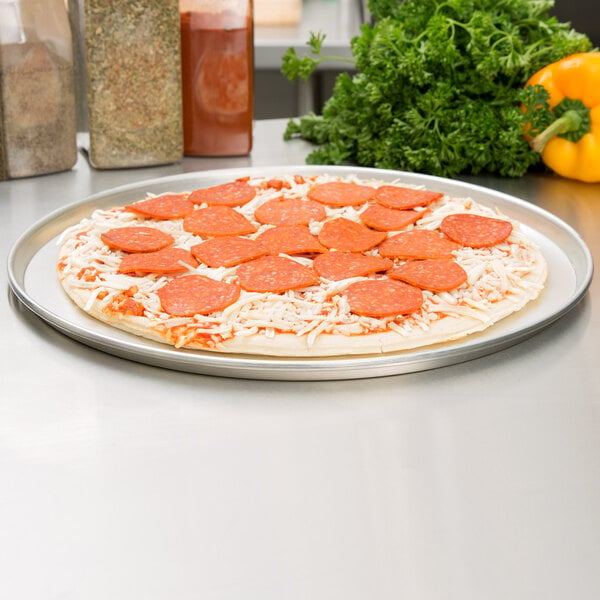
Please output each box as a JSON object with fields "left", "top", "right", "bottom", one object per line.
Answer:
{"left": 282, "top": 0, "right": 592, "bottom": 177}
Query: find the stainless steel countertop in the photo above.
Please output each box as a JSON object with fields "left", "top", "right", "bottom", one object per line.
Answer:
{"left": 2, "top": 119, "right": 599, "bottom": 599}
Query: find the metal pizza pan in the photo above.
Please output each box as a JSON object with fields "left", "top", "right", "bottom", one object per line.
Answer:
{"left": 7, "top": 165, "right": 593, "bottom": 380}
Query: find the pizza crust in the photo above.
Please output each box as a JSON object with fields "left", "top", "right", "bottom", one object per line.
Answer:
{"left": 56, "top": 173, "right": 549, "bottom": 358}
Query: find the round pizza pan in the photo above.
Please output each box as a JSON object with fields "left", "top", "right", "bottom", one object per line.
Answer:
{"left": 7, "top": 165, "right": 593, "bottom": 380}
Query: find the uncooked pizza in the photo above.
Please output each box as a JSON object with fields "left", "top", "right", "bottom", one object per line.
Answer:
{"left": 56, "top": 173, "right": 547, "bottom": 356}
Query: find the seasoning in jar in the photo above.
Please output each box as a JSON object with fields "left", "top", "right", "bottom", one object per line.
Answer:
{"left": 0, "top": 0, "right": 78, "bottom": 180}
{"left": 179, "top": 0, "right": 254, "bottom": 156}
{"left": 83, "top": 0, "right": 183, "bottom": 168}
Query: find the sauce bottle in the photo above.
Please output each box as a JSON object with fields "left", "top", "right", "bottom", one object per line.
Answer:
{"left": 0, "top": 0, "right": 77, "bottom": 180}
{"left": 179, "top": 0, "right": 254, "bottom": 156}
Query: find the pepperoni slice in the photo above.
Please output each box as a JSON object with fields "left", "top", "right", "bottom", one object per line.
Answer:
{"left": 375, "top": 186, "right": 443, "bottom": 210}
{"left": 378, "top": 230, "right": 460, "bottom": 259}
{"left": 388, "top": 259, "right": 468, "bottom": 292}
{"left": 236, "top": 256, "right": 319, "bottom": 293}
{"left": 344, "top": 279, "right": 423, "bottom": 317}
{"left": 254, "top": 197, "right": 326, "bottom": 226}
{"left": 118, "top": 247, "right": 198, "bottom": 275}
{"left": 313, "top": 252, "right": 393, "bottom": 281}
{"left": 256, "top": 225, "right": 326, "bottom": 256}
{"left": 124, "top": 194, "right": 194, "bottom": 219}
{"left": 187, "top": 180, "right": 257, "bottom": 206}
{"left": 360, "top": 204, "right": 427, "bottom": 231}
{"left": 157, "top": 274, "right": 241, "bottom": 316}
{"left": 440, "top": 213, "right": 513, "bottom": 248}
{"left": 101, "top": 226, "right": 174, "bottom": 253}
{"left": 191, "top": 237, "right": 268, "bottom": 268}
{"left": 307, "top": 181, "right": 376, "bottom": 207}
{"left": 183, "top": 205, "right": 256, "bottom": 237}
{"left": 318, "top": 218, "right": 386, "bottom": 252}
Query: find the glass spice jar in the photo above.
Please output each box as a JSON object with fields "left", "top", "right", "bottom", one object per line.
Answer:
{"left": 82, "top": 0, "right": 183, "bottom": 169}
{"left": 0, "top": 0, "right": 78, "bottom": 180}
{"left": 179, "top": 0, "right": 254, "bottom": 156}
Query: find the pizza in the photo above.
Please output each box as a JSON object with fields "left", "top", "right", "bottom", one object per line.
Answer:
{"left": 56, "top": 172, "right": 547, "bottom": 357}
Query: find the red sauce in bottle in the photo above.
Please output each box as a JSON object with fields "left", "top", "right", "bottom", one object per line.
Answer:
{"left": 180, "top": 10, "right": 253, "bottom": 156}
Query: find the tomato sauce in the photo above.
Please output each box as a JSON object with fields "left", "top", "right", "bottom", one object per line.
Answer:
{"left": 180, "top": 10, "right": 253, "bottom": 156}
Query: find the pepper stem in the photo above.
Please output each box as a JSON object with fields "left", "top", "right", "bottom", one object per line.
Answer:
{"left": 530, "top": 98, "right": 591, "bottom": 153}
{"left": 531, "top": 111, "right": 582, "bottom": 152}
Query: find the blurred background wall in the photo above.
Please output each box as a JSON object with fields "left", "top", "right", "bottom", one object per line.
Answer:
{"left": 552, "top": 0, "right": 599, "bottom": 47}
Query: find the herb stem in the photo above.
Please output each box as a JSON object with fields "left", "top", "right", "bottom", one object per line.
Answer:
{"left": 315, "top": 55, "right": 356, "bottom": 66}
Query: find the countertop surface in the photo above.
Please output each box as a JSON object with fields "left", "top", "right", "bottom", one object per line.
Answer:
{"left": 2, "top": 119, "right": 599, "bottom": 599}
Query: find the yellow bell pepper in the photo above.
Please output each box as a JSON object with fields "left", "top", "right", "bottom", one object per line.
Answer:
{"left": 525, "top": 52, "right": 600, "bottom": 183}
